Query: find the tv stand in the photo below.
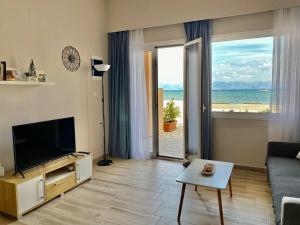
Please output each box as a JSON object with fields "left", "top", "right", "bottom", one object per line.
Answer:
{"left": 13, "top": 171, "right": 25, "bottom": 179}
{"left": 0, "top": 154, "right": 92, "bottom": 220}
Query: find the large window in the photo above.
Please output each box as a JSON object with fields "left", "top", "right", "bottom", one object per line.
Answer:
{"left": 212, "top": 37, "right": 273, "bottom": 113}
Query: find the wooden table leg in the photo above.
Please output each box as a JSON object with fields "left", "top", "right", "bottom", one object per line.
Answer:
{"left": 177, "top": 183, "right": 186, "bottom": 222}
{"left": 217, "top": 189, "right": 224, "bottom": 225}
{"left": 195, "top": 185, "right": 197, "bottom": 191}
{"left": 229, "top": 178, "right": 233, "bottom": 198}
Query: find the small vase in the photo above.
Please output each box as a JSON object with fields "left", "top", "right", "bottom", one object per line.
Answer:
{"left": 28, "top": 59, "right": 36, "bottom": 77}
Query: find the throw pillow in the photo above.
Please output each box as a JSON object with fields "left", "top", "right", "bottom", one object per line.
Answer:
{"left": 297, "top": 151, "right": 300, "bottom": 160}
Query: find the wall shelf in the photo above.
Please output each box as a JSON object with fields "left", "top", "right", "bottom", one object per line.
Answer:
{"left": 0, "top": 81, "right": 55, "bottom": 86}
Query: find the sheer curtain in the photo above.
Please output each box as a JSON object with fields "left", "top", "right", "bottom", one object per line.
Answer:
{"left": 269, "top": 7, "right": 300, "bottom": 143}
{"left": 129, "top": 29, "right": 151, "bottom": 159}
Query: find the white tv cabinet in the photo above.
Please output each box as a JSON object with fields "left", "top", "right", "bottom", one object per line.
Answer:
{"left": 0, "top": 154, "right": 92, "bottom": 219}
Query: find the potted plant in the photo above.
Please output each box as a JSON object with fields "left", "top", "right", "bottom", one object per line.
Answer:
{"left": 163, "top": 99, "right": 181, "bottom": 132}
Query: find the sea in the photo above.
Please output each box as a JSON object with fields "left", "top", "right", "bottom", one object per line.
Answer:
{"left": 164, "top": 90, "right": 271, "bottom": 104}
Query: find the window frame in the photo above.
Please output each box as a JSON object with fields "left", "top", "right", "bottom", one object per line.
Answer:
{"left": 144, "top": 29, "right": 273, "bottom": 121}
{"left": 211, "top": 29, "right": 273, "bottom": 120}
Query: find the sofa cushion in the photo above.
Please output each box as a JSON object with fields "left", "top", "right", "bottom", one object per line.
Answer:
{"left": 268, "top": 157, "right": 300, "bottom": 178}
{"left": 267, "top": 157, "right": 300, "bottom": 224}
{"left": 267, "top": 142, "right": 300, "bottom": 159}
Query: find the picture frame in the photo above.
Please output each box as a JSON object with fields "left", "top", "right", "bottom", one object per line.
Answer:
{"left": 0, "top": 61, "right": 7, "bottom": 81}
{"left": 0, "top": 64, "right": 2, "bottom": 80}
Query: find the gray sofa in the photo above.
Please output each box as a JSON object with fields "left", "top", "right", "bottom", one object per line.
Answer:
{"left": 266, "top": 142, "right": 300, "bottom": 225}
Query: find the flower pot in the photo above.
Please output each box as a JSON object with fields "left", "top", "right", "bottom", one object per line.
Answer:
{"left": 163, "top": 121, "right": 177, "bottom": 132}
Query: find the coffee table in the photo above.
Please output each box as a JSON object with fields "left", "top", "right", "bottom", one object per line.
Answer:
{"left": 176, "top": 159, "right": 234, "bottom": 225}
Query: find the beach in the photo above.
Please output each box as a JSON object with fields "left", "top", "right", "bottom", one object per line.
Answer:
{"left": 163, "top": 89, "right": 271, "bottom": 121}
{"left": 164, "top": 100, "right": 269, "bottom": 124}
{"left": 212, "top": 103, "right": 270, "bottom": 113}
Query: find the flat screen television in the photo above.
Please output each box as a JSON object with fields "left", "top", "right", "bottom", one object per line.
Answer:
{"left": 12, "top": 117, "right": 76, "bottom": 173}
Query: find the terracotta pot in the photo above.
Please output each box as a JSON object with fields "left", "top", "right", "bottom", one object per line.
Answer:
{"left": 163, "top": 121, "right": 177, "bottom": 132}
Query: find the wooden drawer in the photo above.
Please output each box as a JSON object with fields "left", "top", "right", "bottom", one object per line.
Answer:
{"left": 45, "top": 172, "right": 75, "bottom": 201}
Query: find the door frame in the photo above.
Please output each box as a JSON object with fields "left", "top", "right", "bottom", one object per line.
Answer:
{"left": 152, "top": 44, "right": 185, "bottom": 159}
{"left": 152, "top": 47, "right": 159, "bottom": 158}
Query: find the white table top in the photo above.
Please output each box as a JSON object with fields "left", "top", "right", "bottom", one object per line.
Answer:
{"left": 176, "top": 159, "right": 234, "bottom": 189}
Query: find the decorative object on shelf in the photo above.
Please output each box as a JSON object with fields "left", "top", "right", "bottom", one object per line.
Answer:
{"left": 91, "top": 56, "right": 112, "bottom": 166}
{"left": 62, "top": 46, "right": 81, "bottom": 72}
{"left": 0, "top": 61, "right": 7, "bottom": 80}
{"left": 25, "top": 59, "right": 37, "bottom": 82}
{"left": 38, "top": 73, "right": 48, "bottom": 82}
{"left": 66, "top": 165, "right": 74, "bottom": 172}
{"left": 15, "top": 70, "right": 24, "bottom": 81}
{"left": 0, "top": 163, "right": 5, "bottom": 177}
{"left": 6, "top": 68, "right": 18, "bottom": 81}
{"left": 28, "top": 59, "right": 36, "bottom": 76}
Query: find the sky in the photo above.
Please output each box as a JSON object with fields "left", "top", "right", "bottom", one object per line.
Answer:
{"left": 157, "top": 46, "right": 183, "bottom": 88}
{"left": 157, "top": 37, "right": 273, "bottom": 89}
{"left": 212, "top": 37, "right": 273, "bottom": 83}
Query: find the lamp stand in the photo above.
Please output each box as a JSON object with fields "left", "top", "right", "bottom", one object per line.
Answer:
{"left": 97, "top": 77, "right": 113, "bottom": 166}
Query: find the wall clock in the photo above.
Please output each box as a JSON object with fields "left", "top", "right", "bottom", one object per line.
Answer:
{"left": 62, "top": 46, "right": 81, "bottom": 72}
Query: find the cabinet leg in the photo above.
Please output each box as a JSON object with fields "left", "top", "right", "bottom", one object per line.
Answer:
{"left": 17, "top": 214, "right": 23, "bottom": 220}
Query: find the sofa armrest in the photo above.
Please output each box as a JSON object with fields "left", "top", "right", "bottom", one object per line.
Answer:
{"left": 267, "top": 142, "right": 300, "bottom": 159}
{"left": 281, "top": 197, "right": 300, "bottom": 225}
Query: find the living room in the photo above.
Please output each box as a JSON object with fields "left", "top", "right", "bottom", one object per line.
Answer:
{"left": 0, "top": 1, "right": 300, "bottom": 225}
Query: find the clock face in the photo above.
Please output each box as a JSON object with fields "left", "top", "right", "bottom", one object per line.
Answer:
{"left": 62, "top": 46, "right": 81, "bottom": 72}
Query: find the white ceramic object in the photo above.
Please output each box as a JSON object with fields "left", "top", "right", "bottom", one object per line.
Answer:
{"left": 0, "top": 165, "right": 5, "bottom": 177}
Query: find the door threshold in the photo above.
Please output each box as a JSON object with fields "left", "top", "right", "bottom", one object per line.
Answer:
{"left": 156, "top": 156, "right": 186, "bottom": 162}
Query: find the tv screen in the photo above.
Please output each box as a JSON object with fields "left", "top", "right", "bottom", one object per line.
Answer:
{"left": 12, "top": 117, "right": 76, "bottom": 173}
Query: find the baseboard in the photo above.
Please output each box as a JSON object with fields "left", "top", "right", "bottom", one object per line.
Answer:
{"left": 156, "top": 156, "right": 185, "bottom": 162}
{"left": 93, "top": 156, "right": 267, "bottom": 173}
{"left": 234, "top": 164, "right": 267, "bottom": 173}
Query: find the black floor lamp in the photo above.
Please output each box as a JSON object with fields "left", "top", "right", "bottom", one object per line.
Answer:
{"left": 91, "top": 56, "right": 112, "bottom": 166}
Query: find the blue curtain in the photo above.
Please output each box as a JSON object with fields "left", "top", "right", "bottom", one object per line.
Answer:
{"left": 184, "top": 20, "right": 213, "bottom": 160}
{"left": 108, "top": 31, "right": 131, "bottom": 159}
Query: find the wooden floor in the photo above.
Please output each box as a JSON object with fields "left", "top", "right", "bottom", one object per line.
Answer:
{"left": 0, "top": 159, "right": 275, "bottom": 225}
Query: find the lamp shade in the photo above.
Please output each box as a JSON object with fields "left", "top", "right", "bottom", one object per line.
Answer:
{"left": 91, "top": 56, "right": 110, "bottom": 79}
{"left": 94, "top": 64, "right": 110, "bottom": 72}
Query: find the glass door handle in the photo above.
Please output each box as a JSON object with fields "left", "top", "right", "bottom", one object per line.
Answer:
{"left": 202, "top": 104, "right": 207, "bottom": 112}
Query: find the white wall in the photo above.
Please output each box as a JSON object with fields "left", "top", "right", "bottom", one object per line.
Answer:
{"left": 107, "top": 0, "right": 300, "bottom": 32}
{"left": 144, "top": 11, "right": 274, "bottom": 42}
{"left": 0, "top": 0, "right": 108, "bottom": 171}
{"left": 213, "top": 118, "right": 269, "bottom": 168}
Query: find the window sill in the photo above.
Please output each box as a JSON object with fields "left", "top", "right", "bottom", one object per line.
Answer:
{"left": 212, "top": 112, "right": 270, "bottom": 120}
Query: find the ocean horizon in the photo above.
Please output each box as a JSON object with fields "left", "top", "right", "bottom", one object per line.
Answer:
{"left": 163, "top": 89, "right": 271, "bottom": 104}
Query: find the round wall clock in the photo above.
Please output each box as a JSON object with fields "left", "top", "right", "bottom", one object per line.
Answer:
{"left": 62, "top": 46, "right": 81, "bottom": 72}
